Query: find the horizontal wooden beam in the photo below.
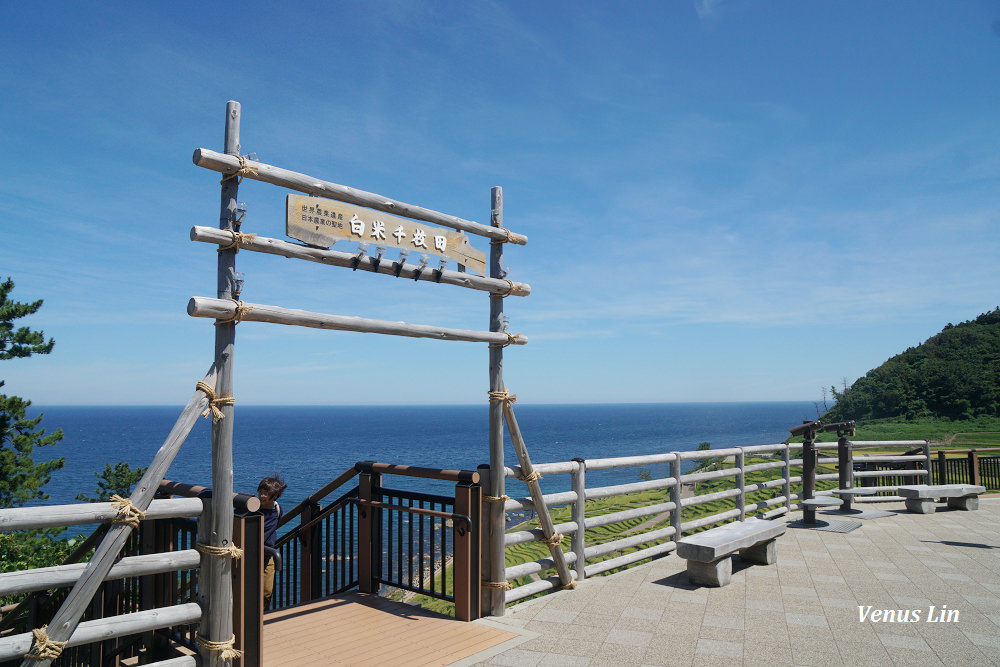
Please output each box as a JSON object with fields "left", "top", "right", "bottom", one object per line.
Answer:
{"left": 190, "top": 226, "right": 530, "bottom": 297}
{"left": 0, "top": 603, "right": 202, "bottom": 661}
{"left": 0, "top": 550, "right": 201, "bottom": 597}
{"left": 192, "top": 149, "right": 527, "bottom": 245}
{"left": 187, "top": 297, "right": 528, "bottom": 346}
{"left": 159, "top": 478, "right": 260, "bottom": 513}
{"left": 0, "top": 497, "right": 203, "bottom": 532}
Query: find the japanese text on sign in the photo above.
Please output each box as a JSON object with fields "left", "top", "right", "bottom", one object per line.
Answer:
{"left": 285, "top": 195, "right": 486, "bottom": 275}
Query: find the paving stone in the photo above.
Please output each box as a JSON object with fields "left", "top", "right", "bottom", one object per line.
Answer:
{"left": 693, "top": 638, "right": 742, "bottom": 659}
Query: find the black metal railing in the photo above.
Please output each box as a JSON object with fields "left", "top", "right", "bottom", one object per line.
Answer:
{"left": 933, "top": 450, "right": 1000, "bottom": 489}
{"left": 375, "top": 488, "right": 458, "bottom": 602}
{"left": 271, "top": 461, "right": 481, "bottom": 620}
{"left": 273, "top": 487, "right": 359, "bottom": 610}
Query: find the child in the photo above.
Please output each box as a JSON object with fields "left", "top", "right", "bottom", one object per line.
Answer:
{"left": 258, "top": 475, "right": 287, "bottom": 610}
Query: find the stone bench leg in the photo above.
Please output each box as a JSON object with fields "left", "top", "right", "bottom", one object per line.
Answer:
{"left": 947, "top": 495, "right": 979, "bottom": 511}
{"left": 905, "top": 498, "right": 935, "bottom": 514}
{"left": 687, "top": 556, "right": 732, "bottom": 587}
{"left": 740, "top": 539, "right": 777, "bottom": 565}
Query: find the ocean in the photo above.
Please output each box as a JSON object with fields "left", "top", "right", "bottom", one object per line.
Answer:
{"left": 28, "top": 402, "right": 818, "bottom": 512}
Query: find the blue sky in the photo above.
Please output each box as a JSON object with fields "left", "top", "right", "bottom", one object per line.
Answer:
{"left": 2, "top": 1, "right": 998, "bottom": 406}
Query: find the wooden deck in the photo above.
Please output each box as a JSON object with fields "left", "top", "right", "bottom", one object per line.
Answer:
{"left": 262, "top": 593, "right": 519, "bottom": 666}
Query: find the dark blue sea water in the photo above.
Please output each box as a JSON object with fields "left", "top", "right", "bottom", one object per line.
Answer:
{"left": 29, "top": 403, "right": 818, "bottom": 511}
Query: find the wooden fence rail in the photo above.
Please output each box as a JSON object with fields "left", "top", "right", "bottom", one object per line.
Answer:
{"left": 498, "top": 440, "right": 933, "bottom": 605}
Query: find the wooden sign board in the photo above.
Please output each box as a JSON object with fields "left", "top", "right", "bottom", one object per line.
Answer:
{"left": 286, "top": 195, "right": 486, "bottom": 276}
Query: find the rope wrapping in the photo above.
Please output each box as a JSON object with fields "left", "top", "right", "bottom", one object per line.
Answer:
{"left": 482, "top": 580, "right": 512, "bottom": 590}
{"left": 195, "top": 541, "right": 244, "bottom": 561}
{"left": 488, "top": 332, "right": 521, "bottom": 348}
{"left": 24, "top": 626, "right": 67, "bottom": 660}
{"left": 196, "top": 634, "right": 242, "bottom": 661}
{"left": 487, "top": 389, "right": 517, "bottom": 404}
{"left": 217, "top": 230, "right": 258, "bottom": 253}
{"left": 543, "top": 532, "right": 564, "bottom": 547}
{"left": 495, "top": 279, "right": 516, "bottom": 297}
{"left": 109, "top": 494, "right": 145, "bottom": 529}
{"left": 489, "top": 228, "right": 515, "bottom": 244}
{"left": 482, "top": 494, "right": 510, "bottom": 503}
{"left": 213, "top": 300, "right": 253, "bottom": 326}
{"left": 195, "top": 380, "right": 234, "bottom": 422}
{"left": 219, "top": 154, "right": 258, "bottom": 185}
{"left": 518, "top": 470, "right": 542, "bottom": 483}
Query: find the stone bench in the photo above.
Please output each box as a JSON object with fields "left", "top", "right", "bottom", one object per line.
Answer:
{"left": 898, "top": 484, "right": 986, "bottom": 514}
{"left": 676, "top": 517, "right": 786, "bottom": 587}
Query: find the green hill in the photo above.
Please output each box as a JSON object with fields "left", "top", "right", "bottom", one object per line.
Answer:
{"left": 824, "top": 308, "right": 1000, "bottom": 422}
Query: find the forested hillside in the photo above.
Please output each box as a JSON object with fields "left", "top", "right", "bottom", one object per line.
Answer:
{"left": 824, "top": 308, "right": 1000, "bottom": 422}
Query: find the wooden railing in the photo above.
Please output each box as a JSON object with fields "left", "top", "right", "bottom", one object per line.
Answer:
{"left": 497, "top": 439, "right": 932, "bottom": 605}
{"left": 0, "top": 499, "right": 204, "bottom": 667}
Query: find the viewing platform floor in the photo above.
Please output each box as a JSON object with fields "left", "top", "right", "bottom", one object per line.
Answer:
{"left": 262, "top": 591, "right": 522, "bottom": 666}
{"left": 464, "top": 499, "right": 1000, "bottom": 666}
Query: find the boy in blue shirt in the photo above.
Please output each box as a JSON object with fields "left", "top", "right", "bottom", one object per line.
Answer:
{"left": 257, "top": 475, "right": 287, "bottom": 610}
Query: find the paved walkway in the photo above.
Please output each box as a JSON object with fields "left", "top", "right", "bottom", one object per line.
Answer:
{"left": 457, "top": 499, "right": 1000, "bottom": 666}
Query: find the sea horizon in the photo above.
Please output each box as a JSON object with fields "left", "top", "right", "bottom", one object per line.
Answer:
{"left": 28, "top": 402, "right": 820, "bottom": 513}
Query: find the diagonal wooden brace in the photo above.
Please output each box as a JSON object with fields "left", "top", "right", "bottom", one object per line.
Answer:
{"left": 500, "top": 395, "right": 575, "bottom": 589}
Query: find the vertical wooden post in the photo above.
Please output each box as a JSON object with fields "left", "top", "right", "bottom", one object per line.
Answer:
{"left": 235, "top": 513, "right": 263, "bottom": 667}
{"left": 938, "top": 450, "right": 948, "bottom": 485}
{"left": 298, "top": 501, "right": 322, "bottom": 602}
{"left": 969, "top": 450, "right": 981, "bottom": 486}
{"left": 477, "top": 464, "right": 494, "bottom": 613}
{"left": 735, "top": 449, "right": 745, "bottom": 521}
{"left": 231, "top": 516, "right": 246, "bottom": 661}
{"left": 453, "top": 482, "right": 480, "bottom": 621}
{"left": 202, "top": 99, "right": 241, "bottom": 667}
{"left": 140, "top": 520, "right": 156, "bottom": 658}
{"left": 571, "top": 458, "right": 586, "bottom": 583}
{"left": 485, "top": 186, "right": 506, "bottom": 617}
{"left": 782, "top": 444, "right": 792, "bottom": 512}
{"left": 358, "top": 472, "right": 380, "bottom": 594}
{"left": 921, "top": 440, "right": 931, "bottom": 483}
{"left": 670, "top": 454, "right": 682, "bottom": 542}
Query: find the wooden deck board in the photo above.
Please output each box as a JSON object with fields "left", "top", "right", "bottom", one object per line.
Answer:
{"left": 262, "top": 593, "right": 517, "bottom": 666}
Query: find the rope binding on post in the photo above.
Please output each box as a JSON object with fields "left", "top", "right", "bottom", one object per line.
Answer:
{"left": 195, "top": 380, "right": 235, "bottom": 422}
{"left": 24, "top": 626, "right": 68, "bottom": 660}
{"left": 109, "top": 494, "right": 145, "bottom": 529}
{"left": 195, "top": 541, "right": 244, "bottom": 560}
{"left": 488, "top": 332, "right": 521, "bottom": 348}
{"left": 489, "top": 228, "right": 515, "bottom": 244}
{"left": 543, "top": 532, "right": 563, "bottom": 547}
{"left": 219, "top": 154, "right": 258, "bottom": 185}
{"left": 495, "top": 279, "right": 517, "bottom": 297}
{"left": 482, "top": 494, "right": 510, "bottom": 503}
{"left": 487, "top": 389, "right": 517, "bottom": 405}
{"left": 196, "top": 634, "right": 243, "bottom": 661}
{"left": 213, "top": 300, "right": 254, "bottom": 326}
{"left": 482, "top": 580, "right": 512, "bottom": 590}
{"left": 518, "top": 470, "right": 542, "bottom": 483}
{"left": 217, "top": 230, "right": 258, "bottom": 253}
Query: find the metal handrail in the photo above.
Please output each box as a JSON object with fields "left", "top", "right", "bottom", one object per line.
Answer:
{"left": 349, "top": 498, "right": 471, "bottom": 533}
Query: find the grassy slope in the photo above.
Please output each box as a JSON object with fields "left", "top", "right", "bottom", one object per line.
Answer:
{"left": 405, "top": 420, "right": 1000, "bottom": 616}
